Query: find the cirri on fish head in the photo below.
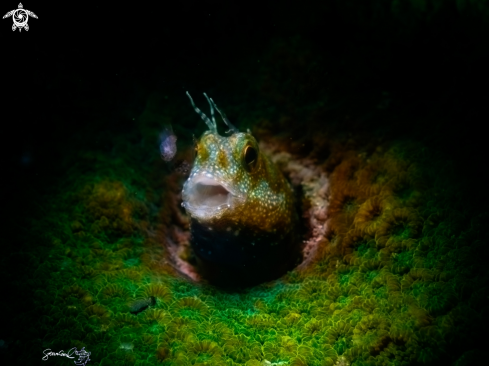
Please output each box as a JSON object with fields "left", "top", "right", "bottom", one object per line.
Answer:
{"left": 181, "top": 92, "right": 300, "bottom": 285}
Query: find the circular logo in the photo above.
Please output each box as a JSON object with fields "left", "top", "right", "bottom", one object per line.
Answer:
{"left": 12, "top": 9, "right": 28, "bottom": 27}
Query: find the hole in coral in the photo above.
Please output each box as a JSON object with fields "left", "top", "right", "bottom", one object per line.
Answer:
{"left": 166, "top": 136, "right": 328, "bottom": 288}
{"left": 366, "top": 270, "right": 379, "bottom": 282}
{"left": 396, "top": 185, "right": 414, "bottom": 200}
{"left": 330, "top": 191, "right": 359, "bottom": 215}
{"left": 369, "top": 205, "right": 382, "bottom": 220}
{"left": 370, "top": 335, "right": 392, "bottom": 356}
{"left": 392, "top": 250, "right": 413, "bottom": 267}
{"left": 392, "top": 223, "right": 411, "bottom": 239}
{"left": 338, "top": 273, "right": 352, "bottom": 286}
{"left": 372, "top": 170, "right": 388, "bottom": 184}
{"left": 356, "top": 241, "right": 373, "bottom": 255}
{"left": 343, "top": 197, "right": 356, "bottom": 209}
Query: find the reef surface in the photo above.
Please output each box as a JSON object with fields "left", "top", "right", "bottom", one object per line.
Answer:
{"left": 2, "top": 6, "right": 489, "bottom": 365}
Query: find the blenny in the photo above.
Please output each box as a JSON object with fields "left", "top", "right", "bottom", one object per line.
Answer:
{"left": 181, "top": 92, "right": 300, "bottom": 285}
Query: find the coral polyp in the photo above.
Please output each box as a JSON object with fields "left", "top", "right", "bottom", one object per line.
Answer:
{"left": 353, "top": 195, "right": 395, "bottom": 237}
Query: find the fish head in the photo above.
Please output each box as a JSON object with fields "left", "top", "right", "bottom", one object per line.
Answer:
{"left": 182, "top": 129, "right": 263, "bottom": 223}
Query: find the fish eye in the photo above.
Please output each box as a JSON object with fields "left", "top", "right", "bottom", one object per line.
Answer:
{"left": 243, "top": 145, "right": 258, "bottom": 171}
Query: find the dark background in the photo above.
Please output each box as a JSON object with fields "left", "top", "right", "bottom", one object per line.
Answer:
{"left": 3, "top": 1, "right": 488, "bottom": 206}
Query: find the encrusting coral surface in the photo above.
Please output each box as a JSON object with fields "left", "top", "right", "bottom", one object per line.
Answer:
{"left": 13, "top": 103, "right": 488, "bottom": 365}
{"left": 3, "top": 11, "right": 489, "bottom": 365}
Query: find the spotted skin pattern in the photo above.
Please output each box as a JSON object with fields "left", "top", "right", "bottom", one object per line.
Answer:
{"left": 183, "top": 130, "right": 296, "bottom": 237}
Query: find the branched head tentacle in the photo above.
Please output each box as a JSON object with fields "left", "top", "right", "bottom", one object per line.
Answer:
{"left": 209, "top": 97, "right": 239, "bottom": 134}
{"left": 203, "top": 93, "right": 217, "bottom": 127}
{"left": 186, "top": 91, "right": 239, "bottom": 135}
{"left": 186, "top": 91, "right": 217, "bottom": 134}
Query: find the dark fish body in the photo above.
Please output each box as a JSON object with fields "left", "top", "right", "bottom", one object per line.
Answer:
{"left": 189, "top": 216, "right": 300, "bottom": 286}
{"left": 181, "top": 92, "right": 300, "bottom": 286}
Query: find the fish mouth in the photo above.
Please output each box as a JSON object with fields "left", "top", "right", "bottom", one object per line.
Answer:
{"left": 182, "top": 175, "right": 243, "bottom": 219}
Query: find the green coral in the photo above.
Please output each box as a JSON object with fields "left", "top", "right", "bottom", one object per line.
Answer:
{"left": 4, "top": 15, "right": 488, "bottom": 366}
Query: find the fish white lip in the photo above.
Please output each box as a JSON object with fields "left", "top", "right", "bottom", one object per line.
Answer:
{"left": 182, "top": 175, "right": 243, "bottom": 218}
